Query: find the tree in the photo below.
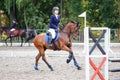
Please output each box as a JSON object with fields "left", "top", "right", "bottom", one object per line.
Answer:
{"left": 100, "top": 0, "right": 120, "bottom": 29}
{"left": 1, "top": 0, "right": 120, "bottom": 30}
{"left": 87, "top": 0, "right": 104, "bottom": 27}
{"left": 4, "top": 0, "right": 17, "bottom": 24}
{"left": 15, "top": 0, "right": 61, "bottom": 29}
{"left": 87, "top": 0, "right": 120, "bottom": 29}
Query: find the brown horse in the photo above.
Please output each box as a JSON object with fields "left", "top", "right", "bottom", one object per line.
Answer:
{"left": 4, "top": 29, "right": 26, "bottom": 46}
{"left": 0, "top": 28, "right": 36, "bottom": 46}
{"left": 34, "top": 21, "right": 81, "bottom": 71}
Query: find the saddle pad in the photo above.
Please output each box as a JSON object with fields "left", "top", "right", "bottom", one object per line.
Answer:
{"left": 14, "top": 30, "right": 18, "bottom": 35}
{"left": 44, "top": 33, "right": 59, "bottom": 43}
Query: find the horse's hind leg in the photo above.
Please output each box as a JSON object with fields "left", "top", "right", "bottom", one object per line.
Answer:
{"left": 34, "top": 48, "right": 53, "bottom": 71}
{"left": 25, "top": 35, "right": 33, "bottom": 43}
{"left": 20, "top": 36, "right": 24, "bottom": 47}
{"left": 42, "top": 53, "right": 54, "bottom": 71}
{"left": 40, "top": 48, "right": 53, "bottom": 71}
{"left": 34, "top": 53, "right": 41, "bottom": 70}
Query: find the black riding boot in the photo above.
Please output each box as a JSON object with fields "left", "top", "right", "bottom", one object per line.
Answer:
{"left": 47, "top": 32, "right": 52, "bottom": 47}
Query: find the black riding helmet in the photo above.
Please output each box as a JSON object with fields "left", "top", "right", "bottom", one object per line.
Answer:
{"left": 52, "top": 7, "right": 59, "bottom": 13}
{"left": 53, "top": 7, "right": 59, "bottom": 10}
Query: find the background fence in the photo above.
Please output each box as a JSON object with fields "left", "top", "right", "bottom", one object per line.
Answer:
{"left": 0, "top": 29, "right": 120, "bottom": 43}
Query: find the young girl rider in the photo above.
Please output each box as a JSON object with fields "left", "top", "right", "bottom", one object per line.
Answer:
{"left": 47, "top": 6, "right": 60, "bottom": 47}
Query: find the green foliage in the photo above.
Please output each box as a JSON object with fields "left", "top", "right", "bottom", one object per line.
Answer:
{"left": 87, "top": 0, "right": 120, "bottom": 28}
{"left": 102, "top": 0, "right": 120, "bottom": 28}
{"left": 4, "top": 0, "right": 10, "bottom": 14}
{"left": 91, "top": 30, "right": 102, "bottom": 38}
{"left": 0, "top": 0, "right": 120, "bottom": 30}
{"left": 87, "top": 0, "right": 104, "bottom": 27}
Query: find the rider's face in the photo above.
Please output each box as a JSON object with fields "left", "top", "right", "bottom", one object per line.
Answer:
{"left": 54, "top": 10, "right": 59, "bottom": 14}
{"left": 12, "top": 20, "right": 16, "bottom": 23}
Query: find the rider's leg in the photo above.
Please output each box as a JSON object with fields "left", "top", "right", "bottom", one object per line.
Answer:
{"left": 10, "top": 28, "right": 15, "bottom": 36}
{"left": 11, "top": 31, "right": 14, "bottom": 36}
{"left": 47, "top": 32, "right": 52, "bottom": 47}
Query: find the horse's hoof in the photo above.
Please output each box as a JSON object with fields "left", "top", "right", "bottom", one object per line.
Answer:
{"left": 77, "top": 66, "right": 82, "bottom": 70}
{"left": 34, "top": 67, "right": 39, "bottom": 70}
{"left": 48, "top": 65, "right": 54, "bottom": 71}
{"left": 34, "top": 64, "right": 38, "bottom": 70}
{"left": 66, "top": 59, "right": 70, "bottom": 63}
{"left": 51, "top": 68, "right": 54, "bottom": 71}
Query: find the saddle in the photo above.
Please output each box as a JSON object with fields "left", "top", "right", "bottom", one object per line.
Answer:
{"left": 44, "top": 32, "right": 59, "bottom": 43}
{"left": 13, "top": 30, "right": 19, "bottom": 35}
{"left": 44, "top": 29, "right": 60, "bottom": 50}
{"left": 10, "top": 29, "right": 18, "bottom": 36}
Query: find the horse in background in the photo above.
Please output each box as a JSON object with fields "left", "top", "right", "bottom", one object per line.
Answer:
{"left": 0, "top": 27, "right": 36, "bottom": 46}
{"left": 24, "top": 29, "right": 37, "bottom": 45}
{"left": 34, "top": 21, "right": 81, "bottom": 71}
{"left": 5, "top": 29, "right": 26, "bottom": 46}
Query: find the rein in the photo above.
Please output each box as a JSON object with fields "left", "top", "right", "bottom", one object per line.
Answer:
{"left": 61, "top": 30, "right": 69, "bottom": 34}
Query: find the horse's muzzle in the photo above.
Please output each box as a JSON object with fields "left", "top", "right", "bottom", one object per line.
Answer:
{"left": 72, "top": 34, "right": 79, "bottom": 40}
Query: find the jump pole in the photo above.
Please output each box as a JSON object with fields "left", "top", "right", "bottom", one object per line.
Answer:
{"left": 79, "top": 12, "right": 109, "bottom": 80}
{"left": 84, "top": 27, "right": 109, "bottom": 80}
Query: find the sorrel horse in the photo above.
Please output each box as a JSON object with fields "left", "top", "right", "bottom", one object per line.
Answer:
{"left": 34, "top": 21, "right": 81, "bottom": 71}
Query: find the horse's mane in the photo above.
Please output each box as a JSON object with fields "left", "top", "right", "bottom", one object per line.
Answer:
{"left": 69, "top": 20, "right": 78, "bottom": 24}
{"left": 60, "top": 20, "right": 78, "bottom": 31}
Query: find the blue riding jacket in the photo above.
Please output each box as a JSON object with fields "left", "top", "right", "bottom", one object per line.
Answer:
{"left": 11, "top": 23, "right": 17, "bottom": 29}
{"left": 49, "top": 14, "right": 60, "bottom": 30}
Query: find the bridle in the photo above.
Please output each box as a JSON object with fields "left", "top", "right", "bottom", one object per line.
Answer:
{"left": 71, "top": 23, "right": 80, "bottom": 33}
{"left": 61, "top": 21, "right": 80, "bottom": 39}
{"left": 71, "top": 22, "right": 80, "bottom": 39}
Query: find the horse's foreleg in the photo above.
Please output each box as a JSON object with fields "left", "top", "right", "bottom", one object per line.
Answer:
{"left": 34, "top": 52, "right": 41, "bottom": 70}
{"left": 10, "top": 37, "right": 12, "bottom": 47}
{"left": 69, "top": 51, "right": 81, "bottom": 70}
{"left": 72, "top": 56, "right": 81, "bottom": 70}
{"left": 66, "top": 51, "right": 73, "bottom": 63}
{"left": 5, "top": 39, "right": 7, "bottom": 46}
{"left": 62, "top": 46, "right": 81, "bottom": 70}
{"left": 5, "top": 36, "right": 9, "bottom": 46}
{"left": 42, "top": 54, "right": 54, "bottom": 71}
{"left": 61, "top": 46, "right": 73, "bottom": 63}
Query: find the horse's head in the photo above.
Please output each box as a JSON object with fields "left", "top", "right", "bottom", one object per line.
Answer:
{"left": 68, "top": 21, "right": 80, "bottom": 40}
